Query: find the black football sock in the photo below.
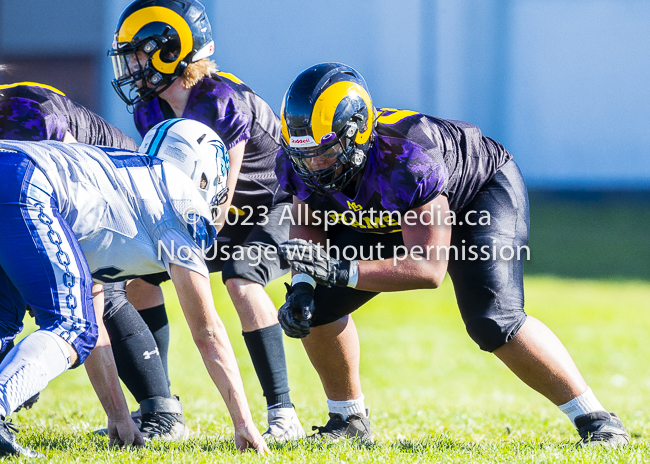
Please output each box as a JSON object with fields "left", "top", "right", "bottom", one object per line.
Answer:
{"left": 103, "top": 295, "right": 170, "bottom": 403}
{"left": 242, "top": 323, "right": 292, "bottom": 409}
{"left": 138, "top": 304, "right": 171, "bottom": 387}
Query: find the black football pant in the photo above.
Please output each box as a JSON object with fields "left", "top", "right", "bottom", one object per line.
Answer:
{"left": 309, "top": 160, "right": 529, "bottom": 352}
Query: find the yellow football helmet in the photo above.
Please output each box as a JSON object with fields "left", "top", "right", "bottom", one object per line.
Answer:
{"left": 108, "top": 0, "right": 214, "bottom": 106}
{"left": 281, "top": 63, "right": 377, "bottom": 195}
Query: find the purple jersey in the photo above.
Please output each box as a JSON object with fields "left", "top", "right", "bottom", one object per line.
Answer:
{"left": 134, "top": 72, "right": 290, "bottom": 209}
{"left": 0, "top": 83, "right": 137, "bottom": 150}
{"left": 276, "top": 109, "right": 512, "bottom": 234}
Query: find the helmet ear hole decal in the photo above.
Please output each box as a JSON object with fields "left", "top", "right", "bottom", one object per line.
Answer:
{"left": 280, "top": 63, "right": 376, "bottom": 195}
{"left": 199, "top": 172, "right": 208, "bottom": 189}
{"left": 197, "top": 133, "right": 206, "bottom": 144}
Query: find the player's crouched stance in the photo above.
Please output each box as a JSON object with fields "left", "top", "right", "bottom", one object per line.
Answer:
{"left": 275, "top": 63, "right": 629, "bottom": 447}
{"left": 0, "top": 119, "right": 268, "bottom": 456}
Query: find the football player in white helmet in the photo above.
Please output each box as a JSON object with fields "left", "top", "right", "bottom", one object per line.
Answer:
{"left": 0, "top": 119, "right": 268, "bottom": 456}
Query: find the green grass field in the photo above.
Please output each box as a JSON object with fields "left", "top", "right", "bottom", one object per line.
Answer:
{"left": 7, "top": 195, "right": 650, "bottom": 462}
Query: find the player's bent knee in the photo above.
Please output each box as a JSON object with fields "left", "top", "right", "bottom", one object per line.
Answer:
{"left": 464, "top": 313, "right": 527, "bottom": 352}
{"left": 57, "top": 335, "right": 80, "bottom": 367}
{"left": 57, "top": 319, "right": 97, "bottom": 367}
{"left": 222, "top": 260, "right": 270, "bottom": 287}
{"left": 103, "top": 281, "right": 130, "bottom": 319}
{"left": 224, "top": 277, "right": 257, "bottom": 293}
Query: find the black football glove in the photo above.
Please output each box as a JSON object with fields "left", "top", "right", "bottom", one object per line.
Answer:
{"left": 278, "top": 282, "right": 315, "bottom": 339}
{"left": 279, "top": 239, "right": 353, "bottom": 287}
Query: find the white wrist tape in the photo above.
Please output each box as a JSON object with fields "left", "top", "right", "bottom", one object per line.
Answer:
{"left": 347, "top": 260, "right": 359, "bottom": 288}
{"left": 292, "top": 273, "right": 316, "bottom": 288}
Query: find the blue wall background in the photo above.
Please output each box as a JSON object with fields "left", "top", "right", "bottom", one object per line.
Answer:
{"left": 1, "top": 0, "right": 649, "bottom": 188}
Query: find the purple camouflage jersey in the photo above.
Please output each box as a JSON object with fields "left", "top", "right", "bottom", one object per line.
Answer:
{"left": 0, "top": 83, "right": 137, "bottom": 150}
{"left": 134, "top": 72, "right": 290, "bottom": 210}
{"left": 275, "top": 109, "right": 512, "bottom": 234}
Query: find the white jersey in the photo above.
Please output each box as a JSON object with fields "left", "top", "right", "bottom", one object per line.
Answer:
{"left": 0, "top": 139, "right": 211, "bottom": 283}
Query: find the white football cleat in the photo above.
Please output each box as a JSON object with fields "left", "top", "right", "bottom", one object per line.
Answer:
{"left": 262, "top": 407, "right": 306, "bottom": 442}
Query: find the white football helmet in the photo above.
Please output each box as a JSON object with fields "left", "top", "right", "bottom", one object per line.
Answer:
{"left": 139, "top": 118, "right": 230, "bottom": 209}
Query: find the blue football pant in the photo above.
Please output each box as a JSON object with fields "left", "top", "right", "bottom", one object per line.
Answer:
{"left": 0, "top": 150, "right": 97, "bottom": 364}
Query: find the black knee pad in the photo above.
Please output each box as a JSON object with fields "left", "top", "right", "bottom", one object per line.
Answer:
{"left": 464, "top": 313, "right": 527, "bottom": 352}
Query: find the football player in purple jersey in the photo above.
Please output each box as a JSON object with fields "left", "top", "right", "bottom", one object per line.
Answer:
{"left": 107, "top": 0, "right": 304, "bottom": 440}
{"left": 275, "top": 62, "right": 629, "bottom": 446}
{"left": 0, "top": 82, "right": 137, "bottom": 149}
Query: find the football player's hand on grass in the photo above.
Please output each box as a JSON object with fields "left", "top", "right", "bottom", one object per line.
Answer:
{"left": 108, "top": 416, "right": 144, "bottom": 448}
{"left": 279, "top": 239, "right": 355, "bottom": 287}
{"left": 278, "top": 282, "right": 315, "bottom": 338}
{"left": 234, "top": 421, "right": 270, "bottom": 454}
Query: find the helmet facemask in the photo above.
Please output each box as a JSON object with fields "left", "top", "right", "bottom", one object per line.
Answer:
{"left": 109, "top": 32, "right": 185, "bottom": 106}
{"left": 284, "top": 114, "right": 370, "bottom": 196}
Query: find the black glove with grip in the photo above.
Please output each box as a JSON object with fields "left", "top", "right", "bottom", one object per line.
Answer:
{"left": 279, "top": 239, "right": 352, "bottom": 287}
{"left": 278, "top": 282, "right": 315, "bottom": 338}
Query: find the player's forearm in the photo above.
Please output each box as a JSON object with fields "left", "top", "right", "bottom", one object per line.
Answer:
{"left": 85, "top": 285, "right": 131, "bottom": 421}
{"left": 356, "top": 254, "right": 448, "bottom": 292}
{"left": 290, "top": 200, "right": 327, "bottom": 240}
{"left": 289, "top": 199, "right": 329, "bottom": 273}
{"left": 355, "top": 196, "right": 451, "bottom": 291}
{"left": 170, "top": 265, "right": 254, "bottom": 426}
{"left": 193, "top": 323, "right": 253, "bottom": 426}
{"left": 290, "top": 222, "right": 328, "bottom": 247}
{"left": 85, "top": 344, "right": 132, "bottom": 421}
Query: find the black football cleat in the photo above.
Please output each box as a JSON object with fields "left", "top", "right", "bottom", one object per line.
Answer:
{"left": 575, "top": 411, "right": 629, "bottom": 447}
{"left": 309, "top": 410, "right": 372, "bottom": 442}
{"left": 0, "top": 419, "right": 42, "bottom": 457}
{"left": 139, "top": 396, "right": 188, "bottom": 441}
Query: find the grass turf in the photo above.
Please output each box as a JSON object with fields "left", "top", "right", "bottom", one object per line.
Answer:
{"left": 6, "top": 195, "right": 650, "bottom": 462}
{"left": 7, "top": 275, "right": 650, "bottom": 463}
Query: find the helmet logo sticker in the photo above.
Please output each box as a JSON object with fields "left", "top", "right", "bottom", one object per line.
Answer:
{"left": 289, "top": 135, "right": 318, "bottom": 148}
{"left": 163, "top": 145, "right": 187, "bottom": 162}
